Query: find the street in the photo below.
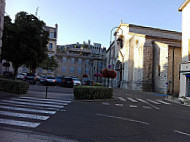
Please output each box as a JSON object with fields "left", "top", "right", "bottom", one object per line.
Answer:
{"left": 0, "top": 85, "right": 190, "bottom": 142}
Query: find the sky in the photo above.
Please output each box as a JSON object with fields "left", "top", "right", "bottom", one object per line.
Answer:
{"left": 6, "top": 0, "right": 185, "bottom": 48}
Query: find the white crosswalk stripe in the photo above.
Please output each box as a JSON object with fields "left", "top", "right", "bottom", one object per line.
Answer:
{"left": 146, "top": 99, "right": 161, "bottom": 105}
{"left": 117, "top": 97, "right": 126, "bottom": 101}
{"left": 0, "top": 96, "right": 72, "bottom": 128}
{"left": 136, "top": 98, "right": 160, "bottom": 110}
{"left": 156, "top": 100, "right": 171, "bottom": 105}
{"left": 127, "top": 97, "right": 138, "bottom": 103}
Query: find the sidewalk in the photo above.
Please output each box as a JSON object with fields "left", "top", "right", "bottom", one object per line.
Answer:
{"left": 165, "top": 95, "right": 190, "bottom": 107}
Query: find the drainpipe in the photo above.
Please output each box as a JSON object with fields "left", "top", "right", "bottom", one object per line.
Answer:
{"left": 172, "top": 47, "right": 175, "bottom": 96}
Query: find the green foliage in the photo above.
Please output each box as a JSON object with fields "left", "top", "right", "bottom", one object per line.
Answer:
{"left": 0, "top": 78, "right": 29, "bottom": 94}
{"left": 2, "top": 12, "right": 49, "bottom": 76}
{"left": 93, "top": 82, "right": 103, "bottom": 86}
{"left": 74, "top": 86, "right": 113, "bottom": 100}
{"left": 40, "top": 56, "right": 58, "bottom": 71}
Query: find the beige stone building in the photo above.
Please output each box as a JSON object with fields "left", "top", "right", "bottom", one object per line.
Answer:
{"left": 0, "top": 0, "right": 5, "bottom": 74}
{"left": 178, "top": 0, "right": 190, "bottom": 97}
{"left": 107, "top": 23, "right": 181, "bottom": 94}
{"left": 56, "top": 42, "right": 106, "bottom": 81}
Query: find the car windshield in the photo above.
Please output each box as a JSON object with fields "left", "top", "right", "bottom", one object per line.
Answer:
{"left": 47, "top": 76, "right": 55, "bottom": 79}
{"left": 27, "top": 73, "right": 35, "bottom": 76}
{"left": 65, "top": 78, "right": 72, "bottom": 81}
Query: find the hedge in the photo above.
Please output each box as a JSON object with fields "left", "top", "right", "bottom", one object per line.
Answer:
{"left": 0, "top": 78, "right": 29, "bottom": 94}
{"left": 74, "top": 86, "right": 113, "bottom": 100}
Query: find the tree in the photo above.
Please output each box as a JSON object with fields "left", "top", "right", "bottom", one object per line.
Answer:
{"left": 2, "top": 12, "right": 49, "bottom": 78}
{"left": 41, "top": 56, "right": 58, "bottom": 72}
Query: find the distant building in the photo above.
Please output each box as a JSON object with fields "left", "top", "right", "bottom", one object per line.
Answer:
{"left": 0, "top": 0, "right": 5, "bottom": 74}
{"left": 178, "top": 0, "right": 190, "bottom": 97}
{"left": 56, "top": 41, "right": 106, "bottom": 81}
{"left": 107, "top": 23, "right": 181, "bottom": 94}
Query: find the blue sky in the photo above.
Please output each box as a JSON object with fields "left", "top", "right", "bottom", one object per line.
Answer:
{"left": 6, "top": 0, "right": 185, "bottom": 48}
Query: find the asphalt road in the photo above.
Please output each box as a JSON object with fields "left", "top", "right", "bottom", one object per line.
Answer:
{"left": 0, "top": 85, "right": 190, "bottom": 142}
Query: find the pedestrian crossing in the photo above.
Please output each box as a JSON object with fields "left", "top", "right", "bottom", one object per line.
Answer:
{"left": 102, "top": 96, "right": 171, "bottom": 110}
{"left": 0, "top": 96, "right": 72, "bottom": 128}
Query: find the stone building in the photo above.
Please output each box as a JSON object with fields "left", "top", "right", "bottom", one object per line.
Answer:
{"left": 0, "top": 0, "right": 5, "bottom": 74}
{"left": 107, "top": 23, "right": 181, "bottom": 94}
{"left": 56, "top": 41, "right": 106, "bottom": 81}
{"left": 178, "top": 0, "right": 190, "bottom": 97}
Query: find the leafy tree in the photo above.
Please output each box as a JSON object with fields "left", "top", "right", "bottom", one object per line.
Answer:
{"left": 41, "top": 56, "right": 58, "bottom": 72}
{"left": 2, "top": 12, "right": 49, "bottom": 78}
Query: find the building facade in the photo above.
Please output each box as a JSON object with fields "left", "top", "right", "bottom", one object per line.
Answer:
{"left": 0, "top": 0, "right": 5, "bottom": 74}
{"left": 107, "top": 23, "right": 181, "bottom": 94}
{"left": 56, "top": 41, "right": 106, "bottom": 81}
{"left": 178, "top": 0, "right": 190, "bottom": 97}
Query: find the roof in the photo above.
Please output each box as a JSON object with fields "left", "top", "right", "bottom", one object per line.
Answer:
{"left": 178, "top": 0, "right": 190, "bottom": 11}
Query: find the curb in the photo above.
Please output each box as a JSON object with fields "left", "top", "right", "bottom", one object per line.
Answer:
{"left": 164, "top": 96, "right": 190, "bottom": 107}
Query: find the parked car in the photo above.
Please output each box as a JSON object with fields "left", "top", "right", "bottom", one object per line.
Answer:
{"left": 16, "top": 73, "right": 27, "bottom": 80}
{"left": 82, "top": 78, "right": 92, "bottom": 85}
{"left": 61, "top": 77, "right": 74, "bottom": 87}
{"left": 40, "top": 75, "right": 46, "bottom": 84}
{"left": 73, "top": 78, "right": 81, "bottom": 86}
{"left": 43, "top": 76, "right": 57, "bottom": 86}
{"left": 56, "top": 76, "right": 64, "bottom": 85}
{"left": 23, "top": 73, "right": 37, "bottom": 84}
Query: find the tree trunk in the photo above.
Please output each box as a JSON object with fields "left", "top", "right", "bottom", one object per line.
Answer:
{"left": 108, "top": 78, "right": 109, "bottom": 88}
{"left": 13, "top": 66, "right": 19, "bottom": 80}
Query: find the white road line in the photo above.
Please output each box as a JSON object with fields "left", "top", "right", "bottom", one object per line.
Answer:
{"left": 115, "top": 104, "right": 124, "bottom": 107}
{"left": 19, "top": 96, "right": 71, "bottom": 103}
{"left": 117, "top": 97, "right": 126, "bottom": 101}
{"left": 136, "top": 98, "right": 160, "bottom": 110}
{"left": 0, "top": 105, "right": 56, "bottom": 114}
{"left": 174, "top": 130, "right": 190, "bottom": 137}
{"left": 97, "top": 113, "right": 149, "bottom": 125}
{"left": 0, "top": 100, "right": 64, "bottom": 109}
{"left": 102, "top": 102, "right": 110, "bottom": 105}
{"left": 142, "top": 106, "right": 152, "bottom": 109}
{"left": 129, "top": 105, "right": 137, "bottom": 108}
{"left": 156, "top": 100, "right": 171, "bottom": 105}
{"left": 127, "top": 97, "right": 138, "bottom": 103}
{"left": 0, "top": 118, "right": 40, "bottom": 128}
{"left": 0, "top": 111, "right": 49, "bottom": 120}
{"left": 0, "top": 102, "right": 61, "bottom": 111}
{"left": 10, "top": 98, "right": 67, "bottom": 106}
{"left": 146, "top": 99, "right": 161, "bottom": 105}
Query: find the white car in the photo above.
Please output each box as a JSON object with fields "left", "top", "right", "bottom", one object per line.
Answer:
{"left": 73, "top": 78, "right": 81, "bottom": 86}
{"left": 16, "top": 73, "right": 27, "bottom": 80}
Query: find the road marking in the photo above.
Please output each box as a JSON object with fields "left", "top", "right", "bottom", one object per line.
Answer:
{"left": 0, "top": 100, "right": 64, "bottom": 109}
{"left": 115, "top": 104, "right": 124, "bottom": 107}
{"left": 174, "top": 130, "right": 190, "bottom": 137}
{"left": 136, "top": 98, "right": 160, "bottom": 110}
{"left": 0, "top": 110, "right": 49, "bottom": 120}
{"left": 142, "top": 106, "right": 152, "bottom": 109}
{"left": 0, "top": 105, "right": 56, "bottom": 114}
{"left": 10, "top": 98, "right": 67, "bottom": 106}
{"left": 156, "top": 100, "right": 171, "bottom": 105}
{"left": 127, "top": 97, "right": 138, "bottom": 103}
{"left": 102, "top": 102, "right": 110, "bottom": 105}
{"left": 97, "top": 113, "right": 149, "bottom": 125}
{"left": 117, "top": 97, "right": 126, "bottom": 101}
{"left": 129, "top": 105, "right": 137, "bottom": 108}
{"left": 0, "top": 102, "right": 62, "bottom": 111}
{"left": 0, "top": 118, "right": 40, "bottom": 128}
{"left": 19, "top": 96, "right": 71, "bottom": 103}
{"left": 146, "top": 99, "right": 161, "bottom": 105}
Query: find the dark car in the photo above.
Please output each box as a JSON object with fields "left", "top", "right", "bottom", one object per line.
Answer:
{"left": 23, "top": 73, "right": 37, "bottom": 84}
{"left": 56, "top": 76, "right": 64, "bottom": 85}
{"left": 61, "top": 77, "right": 74, "bottom": 87}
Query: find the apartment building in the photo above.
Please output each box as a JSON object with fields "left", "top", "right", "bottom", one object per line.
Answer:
{"left": 107, "top": 23, "right": 181, "bottom": 94}
{"left": 0, "top": 0, "right": 5, "bottom": 74}
{"left": 56, "top": 41, "right": 106, "bottom": 81}
{"left": 178, "top": 0, "right": 190, "bottom": 97}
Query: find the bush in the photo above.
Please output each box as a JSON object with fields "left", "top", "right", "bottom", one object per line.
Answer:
{"left": 0, "top": 78, "right": 29, "bottom": 94}
{"left": 93, "top": 82, "right": 103, "bottom": 86}
{"left": 74, "top": 86, "right": 113, "bottom": 100}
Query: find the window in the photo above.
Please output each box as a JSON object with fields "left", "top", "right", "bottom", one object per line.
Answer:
{"left": 62, "top": 57, "right": 67, "bottom": 63}
{"left": 49, "top": 43, "right": 53, "bottom": 50}
{"left": 70, "top": 67, "right": 74, "bottom": 73}
{"left": 78, "top": 58, "right": 82, "bottom": 64}
{"left": 86, "top": 67, "right": 89, "bottom": 74}
{"left": 77, "top": 67, "right": 82, "bottom": 74}
{"left": 71, "top": 58, "right": 75, "bottom": 64}
{"left": 49, "top": 32, "right": 54, "bottom": 38}
{"left": 62, "top": 66, "right": 66, "bottom": 73}
{"left": 85, "top": 59, "right": 89, "bottom": 64}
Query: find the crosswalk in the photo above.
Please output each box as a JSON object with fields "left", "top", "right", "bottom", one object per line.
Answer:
{"left": 0, "top": 96, "right": 71, "bottom": 128}
{"left": 102, "top": 96, "right": 171, "bottom": 110}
